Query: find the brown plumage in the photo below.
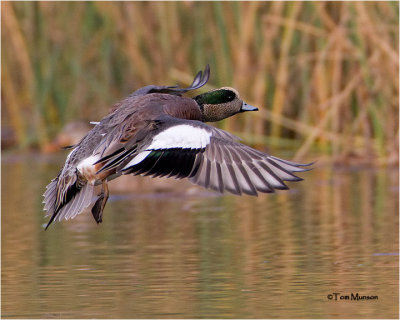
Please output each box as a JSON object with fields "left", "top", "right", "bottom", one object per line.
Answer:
{"left": 43, "top": 65, "right": 312, "bottom": 229}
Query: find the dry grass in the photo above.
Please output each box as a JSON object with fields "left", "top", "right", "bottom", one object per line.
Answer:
{"left": 1, "top": 1, "right": 398, "bottom": 165}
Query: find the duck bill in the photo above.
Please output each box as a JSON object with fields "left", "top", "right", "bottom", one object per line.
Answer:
{"left": 240, "top": 102, "right": 259, "bottom": 113}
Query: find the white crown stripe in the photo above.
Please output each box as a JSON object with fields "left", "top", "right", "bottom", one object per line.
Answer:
{"left": 147, "top": 125, "right": 212, "bottom": 150}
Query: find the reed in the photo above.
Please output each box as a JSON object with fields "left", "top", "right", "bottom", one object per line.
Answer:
{"left": 2, "top": 2, "right": 398, "bottom": 165}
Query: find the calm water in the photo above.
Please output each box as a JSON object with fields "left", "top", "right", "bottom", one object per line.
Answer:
{"left": 1, "top": 152, "right": 399, "bottom": 318}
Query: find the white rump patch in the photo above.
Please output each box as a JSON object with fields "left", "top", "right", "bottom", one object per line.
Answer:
{"left": 77, "top": 155, "right": 100, "bottom": 183}
{"left": 77, "top": 155, "right": 99, "bottom": 172}
{"left": 147, "top": 125, "right": 212, "bottom": 150}
{"left": 123, "top": 150, "right": 151, "bottom": 169}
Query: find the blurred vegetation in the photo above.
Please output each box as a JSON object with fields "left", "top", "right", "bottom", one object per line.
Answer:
{"left": 2, "top": 1, "right": 399, "bottom": 165}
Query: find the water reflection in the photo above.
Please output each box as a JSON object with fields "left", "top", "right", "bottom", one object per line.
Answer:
{"left": 2, "top": 153, "right": 398, "bottom": 318}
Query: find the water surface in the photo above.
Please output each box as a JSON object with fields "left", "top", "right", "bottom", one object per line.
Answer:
{"left": 2, "top": 152, "right": 398, "bottom": 318}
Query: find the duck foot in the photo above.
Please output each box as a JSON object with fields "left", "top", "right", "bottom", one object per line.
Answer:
{"left": 91, "top": 180, "right": 109, "bottom": 224}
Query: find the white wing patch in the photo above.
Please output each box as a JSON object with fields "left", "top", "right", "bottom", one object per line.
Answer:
{"left": 122, "top": 125, "right": 212, "bottom": 170}
{"left": 147, "top": 125, "right": 212, "bottom": 150}
{"left": 123, "top": 150, "right": 151, "bottom": 169}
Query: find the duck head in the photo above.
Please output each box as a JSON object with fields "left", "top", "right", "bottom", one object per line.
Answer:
{"left": 194, "top": 87, "right": 258, "bottom": 122}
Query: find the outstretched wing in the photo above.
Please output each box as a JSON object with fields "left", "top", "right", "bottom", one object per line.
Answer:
{"left": 94, "top": 117, "right": 312, "bottom": 196}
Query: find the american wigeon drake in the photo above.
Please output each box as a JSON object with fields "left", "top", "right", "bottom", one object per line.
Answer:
{"left": 44, "top": 65, "right": 312, "bottom": 229}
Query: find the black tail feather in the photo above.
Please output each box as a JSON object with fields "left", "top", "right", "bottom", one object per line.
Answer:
{"left": 45, "top": 211, "right": 58, "bottom": 230}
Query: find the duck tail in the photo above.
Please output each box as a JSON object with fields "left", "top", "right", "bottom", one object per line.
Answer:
{"left": 43, "top": 177, "right": 95, "bottom": 230}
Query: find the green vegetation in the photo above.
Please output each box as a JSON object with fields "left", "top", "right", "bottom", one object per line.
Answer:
{"left": 2, "top": 2, "right": 398, "bottom": 165}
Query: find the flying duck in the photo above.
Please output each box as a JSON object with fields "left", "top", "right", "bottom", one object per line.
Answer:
{"left": 43, "top": 65, "right": 312, "bottom": 229}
